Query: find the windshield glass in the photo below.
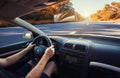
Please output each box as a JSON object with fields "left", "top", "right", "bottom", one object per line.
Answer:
{"left": 0, "top": 0, "right": 120, "bottom": 38}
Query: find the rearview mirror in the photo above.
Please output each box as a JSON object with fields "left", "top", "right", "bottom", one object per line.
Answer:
{"left": 23, "top": 32, "right": 33, "bottom": 39}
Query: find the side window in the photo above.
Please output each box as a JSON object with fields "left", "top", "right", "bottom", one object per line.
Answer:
{"left": 0, "top": 27, "right": 31, "bottom": 47}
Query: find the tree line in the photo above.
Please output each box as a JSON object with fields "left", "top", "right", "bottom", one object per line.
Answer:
{"left": 89, "top": 2, "right": 120, "bottom": 21}
{"left": 0, "top": 0, "right": 83, "bottom": 26}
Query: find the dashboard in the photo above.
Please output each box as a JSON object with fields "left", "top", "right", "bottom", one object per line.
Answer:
{"left": 50, "top": 36, "right": 91, "bottom": 78}
{"left": 50, "top": 35, "right": 120, "bottom": 78}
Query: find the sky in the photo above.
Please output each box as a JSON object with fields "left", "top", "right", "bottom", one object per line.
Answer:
{"left": 71, "top": 0, "right": 120, "bottom": 17}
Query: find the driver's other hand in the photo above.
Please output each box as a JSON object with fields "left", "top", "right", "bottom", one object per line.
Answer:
{"left": 26, "top": 42, "right": 35, "bottom": 50}
{"left": 44, "top": 45, "right": 55, "bottom": 59}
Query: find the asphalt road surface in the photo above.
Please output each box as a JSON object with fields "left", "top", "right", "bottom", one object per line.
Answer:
{"left": 0, "top": 22, "right": 120, "bottom": 46}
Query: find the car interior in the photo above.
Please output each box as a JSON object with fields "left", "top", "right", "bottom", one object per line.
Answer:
{"left": 0, "top": 0, "right": 120, "bottom": 78}
{"left": 0, "top": 33, "right": 120, "bottom": 78}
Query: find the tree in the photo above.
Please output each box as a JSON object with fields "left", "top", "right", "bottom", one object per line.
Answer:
{"left": 89, "top": 2, "right": 120, "bottom": 21}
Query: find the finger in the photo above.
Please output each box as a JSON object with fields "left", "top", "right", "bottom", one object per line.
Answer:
{"left": 51, "top": 49, "right": 54, "bottom": 52}
{"left": 29, "top": 42, "right": 36, "bottom": 46}
{"left": 32, "top": 44, "right": 36, "bottom": 46}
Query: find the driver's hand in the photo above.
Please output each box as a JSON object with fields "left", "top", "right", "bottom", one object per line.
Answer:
{"left": 44, "top": 45, "right": 55, "bottom": 59}
{"left": 26, "top": 42, "right": 35, "bottom": 50}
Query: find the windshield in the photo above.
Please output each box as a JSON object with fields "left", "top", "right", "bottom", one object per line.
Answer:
{"left": 0, "top": 0, "right": 120, "bottom": 38}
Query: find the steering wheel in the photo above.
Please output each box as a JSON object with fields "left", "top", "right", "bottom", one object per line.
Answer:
{"left": 31, "top": 35, "right": 52, "bottom": 59}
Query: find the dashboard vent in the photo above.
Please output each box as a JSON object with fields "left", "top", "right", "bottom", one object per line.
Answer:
{"left": 64, "top": 43, "right": 73, "bottom": 49}
{"left": 75, "top": 45, "right": 87, "bottom": 52}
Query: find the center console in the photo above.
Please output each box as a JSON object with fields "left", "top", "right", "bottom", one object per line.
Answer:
{"left": 57, "top": 40, "right": 90, "bottom": 78}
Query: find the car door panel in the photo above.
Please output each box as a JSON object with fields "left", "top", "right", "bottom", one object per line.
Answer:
{"left": 0, "top": 41, "right": 31, "bottom": 58}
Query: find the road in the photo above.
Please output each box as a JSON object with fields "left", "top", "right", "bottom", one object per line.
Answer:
{"left": 0, "top": 22, "right": 120, "bottom": 46}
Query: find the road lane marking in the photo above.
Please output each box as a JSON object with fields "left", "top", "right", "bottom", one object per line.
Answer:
{"left": 69, "top": 31, "right": 76, "bottom": 34}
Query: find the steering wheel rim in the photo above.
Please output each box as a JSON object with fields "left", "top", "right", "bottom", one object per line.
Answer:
{"left": 32, "top": 35, "right": 52, "bottom": 46}
{"left": 31, "top": 35, "right": 52, "bottom": 59}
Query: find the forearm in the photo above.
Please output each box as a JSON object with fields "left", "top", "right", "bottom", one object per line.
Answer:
{"left": 5, "top": 48, "right": 30, "bottom": 67}
{"left": 25, "top": 55, "right": 49, "bottom": 78}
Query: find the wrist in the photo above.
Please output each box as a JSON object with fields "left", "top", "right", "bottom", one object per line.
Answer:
{"left": 23, "top": 48, "right": 29, "bottom": 52}
{"left": 25, "top": 46, "right": 33, "bottom": 50}
{"left": 42, "top": 54, "right": 50, "bottom": 61}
